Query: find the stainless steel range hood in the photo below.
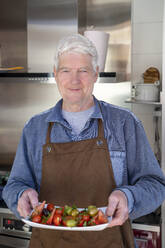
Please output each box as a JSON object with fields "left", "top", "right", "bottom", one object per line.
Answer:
{"left": 0, "top": 0, "right": 86, "bottom": 73}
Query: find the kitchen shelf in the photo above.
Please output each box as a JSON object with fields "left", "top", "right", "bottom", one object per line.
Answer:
{"left": 125, "top": 98, "right": 162, "bottom": 106}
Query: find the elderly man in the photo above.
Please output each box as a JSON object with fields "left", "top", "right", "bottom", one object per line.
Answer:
{"left": 3, "top": 34, "right": 165, "bottom": 248}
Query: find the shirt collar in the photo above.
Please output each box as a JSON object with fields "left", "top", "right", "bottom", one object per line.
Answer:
{"left": 45, "top": 96, "right": 103, "bottom": 124}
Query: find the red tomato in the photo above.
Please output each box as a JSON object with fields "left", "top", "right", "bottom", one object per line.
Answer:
{"left": 53, "top": 214, "right": 62, "bottom": 226}
{"left": 31, "top": 215, "right": 41, "bottom": 223}
{"left": 82, "top": 213, "right": 90, "bottom": 222}
{"left": 97, "top": 210, "right": 108, "bottom": 224}
{"left": 55, "top": 207, "right": 64, "bottom": 215}
{"left": 47, "top": 203, "right": 54, "bottom": 212}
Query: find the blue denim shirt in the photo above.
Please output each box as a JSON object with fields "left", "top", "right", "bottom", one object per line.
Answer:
{"left": 2, "top": 97, "right": 165, "bottom": 220}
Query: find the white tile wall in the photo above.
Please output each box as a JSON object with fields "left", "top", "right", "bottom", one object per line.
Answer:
{"left": 132, "top": 22, "right": 163, "bottom": 55}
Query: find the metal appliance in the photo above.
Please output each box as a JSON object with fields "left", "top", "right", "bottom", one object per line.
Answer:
{"left": 0, "top": 171, "right": 31, "bottom": 248}
{"left": 0, "top": 208, "right": 31, "bottom": 248}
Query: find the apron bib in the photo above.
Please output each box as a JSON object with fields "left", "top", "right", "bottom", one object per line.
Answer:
{"left": 29, "top": 119, "right": 135, "bottom": 248}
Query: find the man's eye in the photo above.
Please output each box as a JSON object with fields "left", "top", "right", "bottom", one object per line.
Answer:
{"left": 61, "top": 69, "right": 69, "bottom": 73}
{"left": 79, "top": 69, "right": 87, "bottom": 73}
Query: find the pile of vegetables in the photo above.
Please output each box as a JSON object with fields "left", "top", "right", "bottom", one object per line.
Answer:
{"left": 30, "top": 201, "right": 108, "bottom": 227}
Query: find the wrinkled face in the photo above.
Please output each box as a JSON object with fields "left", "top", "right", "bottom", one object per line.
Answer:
{"left": 54, "top": 52, "right": 98, "bottom": 111}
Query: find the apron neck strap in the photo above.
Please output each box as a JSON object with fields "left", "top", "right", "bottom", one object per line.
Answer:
{"left": 46, "top": 122, "right": 54, "bottom": 143}
{"left": 97, "top": 102, "right": 105, "bottom": 139}
{"left": 98, "top": 118, "right": 105, "bottom": 139}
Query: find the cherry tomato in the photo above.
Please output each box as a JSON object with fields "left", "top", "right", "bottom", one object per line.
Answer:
{"left": 88, "top": 206, "right": 98, "bottom": 217}
{"left": 31, "top": 215, "right": 41, "bottom": 223}
{"left": 55, "top": 207, "right": 64, "bottom": 215}
{"left": 64, "top": 205, "right": 73, "bottom": 215}
{"left": 47, "top": 203, "right": 54, "bottom": 212}
{"left": 97, "top": 210, "right": 108, "bottom": 224}
{"left": 71, "top": 208, "right": 79, "bottom": 217}
{"left": 53, "top": 214, "right": 62, "bottom": 226}
{"left": 65, "top": 219, "right": 77, "bottom": 227}
{"left": 82, "top": 213, "right": 90, "bottom": 222}
{"left": 62, "top": 216, "right": 73, "bottom": 226}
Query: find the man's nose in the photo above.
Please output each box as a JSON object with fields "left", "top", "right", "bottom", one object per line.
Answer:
{"left": 71, "top": 71, "right": 80, "bottom": 84}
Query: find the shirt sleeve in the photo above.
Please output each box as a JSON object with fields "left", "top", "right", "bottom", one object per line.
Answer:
{"left": 120, "top": 117, "right": 165, "bottom": 220}
{"left": 117, "top": 188, "right": 134, "bottom": 213}
{"left": 2, "top": 125, "right": 38, "bottom": 219}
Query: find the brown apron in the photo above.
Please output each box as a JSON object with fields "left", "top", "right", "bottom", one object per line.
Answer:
{"left": 29, "top": 119, "right": 135, "bottom": 248}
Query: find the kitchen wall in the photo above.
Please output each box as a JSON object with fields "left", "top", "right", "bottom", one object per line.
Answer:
{"left": 131, "top": 0, "right": 163, "bottom": 154}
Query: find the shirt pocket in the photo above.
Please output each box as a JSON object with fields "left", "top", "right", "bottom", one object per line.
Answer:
{"left": 109, "top": 151, "right": 126, "bottom": 187}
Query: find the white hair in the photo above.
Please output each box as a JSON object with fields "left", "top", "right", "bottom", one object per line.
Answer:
{"left": 54, "top": 34, "right": 98, "bottom": 72}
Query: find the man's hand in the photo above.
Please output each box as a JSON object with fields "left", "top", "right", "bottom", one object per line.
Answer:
{"left": 106, "top": 190, "right": 129, "bottom": 227}
{"left": 17, "top": 188, "right": 39, "bottom": 218}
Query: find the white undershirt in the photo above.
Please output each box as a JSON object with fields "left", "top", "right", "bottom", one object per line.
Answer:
{"left": 62, "top": 106, "right": 95, "bottom": 135}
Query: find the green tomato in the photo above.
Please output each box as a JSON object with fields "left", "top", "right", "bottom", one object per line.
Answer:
{"left": 71, "top": 209, "right": 79, "bottom": 217}
{"left": 66, "top": 219, "right": 77, "bottom": 227}
{"left": 64, "top": 205, "right": 73, "bottom": 215}
{"left": 88, "top": 205, "right": 96, "bottom": 210}
{"left": 88, "top": 206, "right": 98, "bottom": 217}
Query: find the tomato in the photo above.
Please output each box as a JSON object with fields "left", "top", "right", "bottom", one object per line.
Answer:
{"left": 65, "top": 219, "right": 77, "bottom": 227}
{"left": 64, "top": 205, "right": 73, "bottom": 215}
{"left": 88, "top": 206, "right": 98, "bottom": 217}
{"left": 53, "top": 214, "right": 62, "bottom": 226}
{"left": 97, "top": 210, "right": 108, "bottom": 224}
{"left": 62, "top": 216, "right": 73, "bottom": 226}
{"left": 82, "top": 213, "right": 90, "bottom": 222}
{"left": 31, "top": 215, "right": 41, "bottom": 223}
{"left": 47, "top": 203, "right": 54, "bottom": 212}
{"left": 55, "top": 207, "right": 64, "bottom": 215}
{"left": 71, "top": 208, "right": 79, "bottom": 217}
